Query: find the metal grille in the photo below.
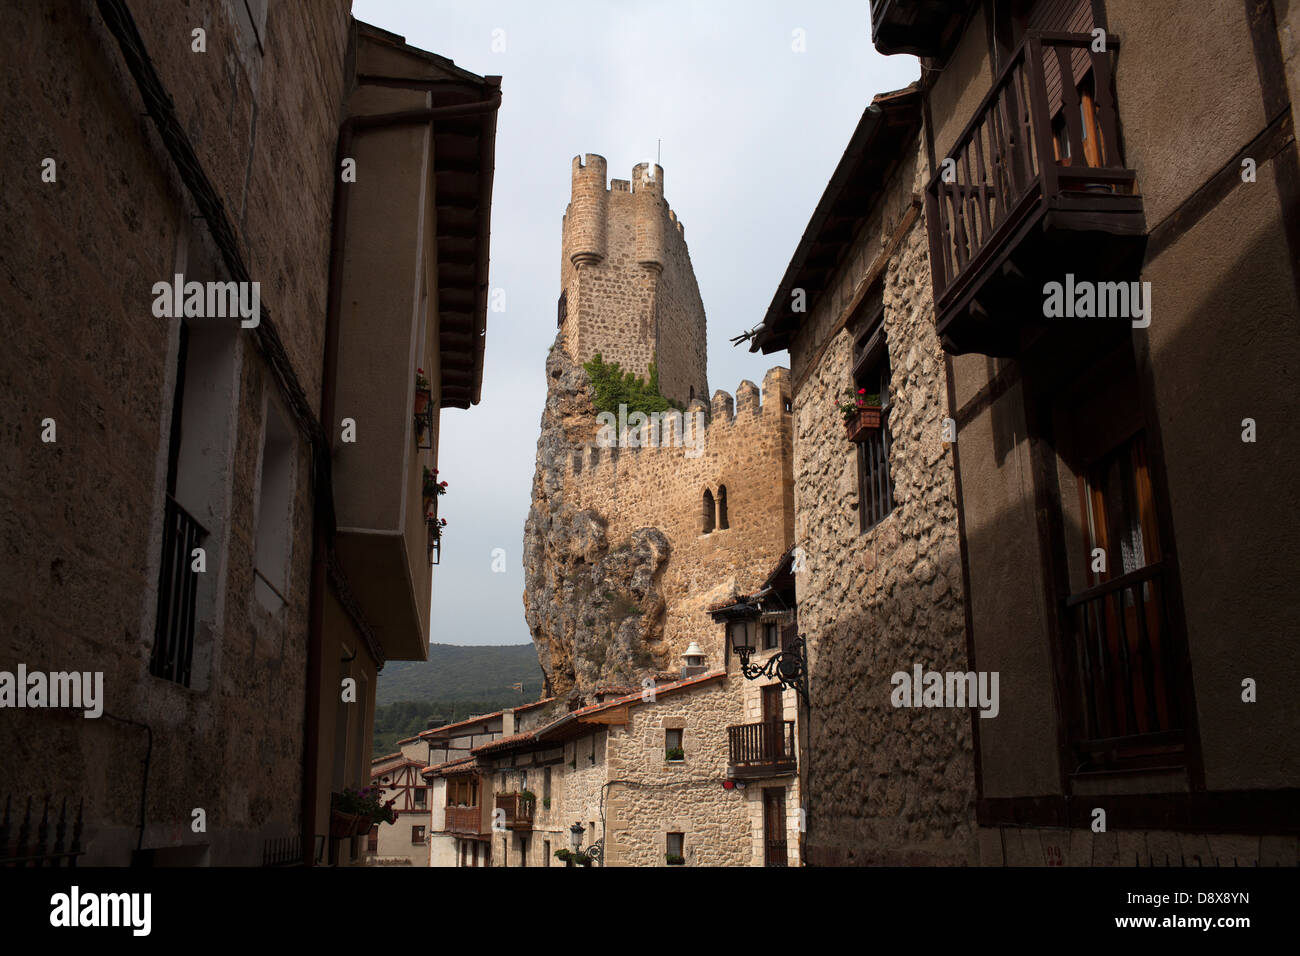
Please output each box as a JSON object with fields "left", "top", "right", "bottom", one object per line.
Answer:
{"left": 150, "top": 495, "right": 208, "bottom": 687}
{"left": 858, "top": 406, "right": 895, "bottom": 531}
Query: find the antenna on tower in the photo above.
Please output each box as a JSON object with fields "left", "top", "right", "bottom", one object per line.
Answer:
{"left": 657, "top": 139, "right": 661, "bottom": 166}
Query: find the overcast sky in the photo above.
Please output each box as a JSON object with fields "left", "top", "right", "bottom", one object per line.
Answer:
{"left": 351, "top": 0, "right": 919, "bottom": 647}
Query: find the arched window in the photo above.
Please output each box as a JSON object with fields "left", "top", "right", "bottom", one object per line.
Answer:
{"left": 702, "top": 489, "right": 715, "bottom": 534}
{"left": 717, "top": 485, "right": 729, "bottom": 530}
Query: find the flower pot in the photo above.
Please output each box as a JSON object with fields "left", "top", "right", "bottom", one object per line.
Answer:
{"left": 414, "top": 388, "right": 432, "bottom": 416}
{"left": 844, "top": 406, "right": 882, "bottom": 442}
{"left": 354, "top": 815, "right": 376, "bottom": 838}
{"left": 330, "top": 809, "right": 358, "bottom": 839}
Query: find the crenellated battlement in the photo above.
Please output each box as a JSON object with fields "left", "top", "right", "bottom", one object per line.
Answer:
{"left": 565, "top": 367, "right": 792, "bottom": 484}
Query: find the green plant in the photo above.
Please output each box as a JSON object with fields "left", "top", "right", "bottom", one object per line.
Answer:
{"left": 520, "top": 790, "right": 537, "bottom": 804}
{"left": 584, "top": 353, "right": 685, "bottom": 421}
{"left": 665, "top": 746, "right": 684, "bottom": 761}
{"left": 335, "top": 786, "right": 396, "bottom": 825}
{"left": 543, "top": 797, "right": 551, "bottom": 810}
{"left": 555, "top": 848, "right": 593, "bottom": 866}
{"left": 415, "top": 368, "right": 431, "bottom": 391}
{"left": 665, "top": 853, "right": 685, "bottom": 865}
{"left": 837, "top": 388, "right": 881, "bottom": 424}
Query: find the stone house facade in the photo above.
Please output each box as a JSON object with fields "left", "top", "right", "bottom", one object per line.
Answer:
{"left": 751, "top": 86, "right": 976, "bottom": 865}
{"left": 867, "top": 0, "right": 1300, "bottom": 863}
{"left": 1, "top": 5, "right": 498, "bottom": 866}
{"left": 459, "top": 663, "right": 802, "bottom": 868}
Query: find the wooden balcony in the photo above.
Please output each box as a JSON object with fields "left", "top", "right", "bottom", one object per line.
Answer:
{"left": 925, "top": 32, "right": 1147, "bottom": 356}
{"left": 727, "top": 721, "right": 797, "bottom": 780}
{"left": 493, "top": 792, "right": 535, "bottom": 831}
{"left": 444, "top": 805, "right": 485, "bottom": 837}
{"left": 1064, "top": 562, "right": 1185, "bottom": 771}
{"left": 870, "top": 0, "right": 971, "bottom": 58}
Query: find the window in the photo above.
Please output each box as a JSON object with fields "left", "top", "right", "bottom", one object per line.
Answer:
{"left": 1054, "top": 343, "right": 1188, "bottom": 772}
{"left": 851, "top": 291, "right": 895, "bottom": 532}
{"left": 717, "top": 485, "right": 729, "bottom": 529}
{"left": 665, "top": 728, "right": 684, "bottom": 761}
{"left": 543, "top": 767, "right": 552, "bottom": 802}
{"left": 367, "top": 825, "right": 378, "bottom": 852}
{"left": 701, "top": 489, "right": 715, "bottom": 534}
{"left": 762, "top": 622, "right": 779, "bottom": 651}
{"left": 411, "top": 826, "right": 425, "bottom": 845}
{"left": 544, "top": 839, "right": 551, "bottom": 867}
{"left": 666, "top": 832, "right": 684, "bottom": 864}
{"left": 253, "top": 392, "right": 295, "bottom": 613}
{"left": 413, "top": 787, "right": 427, "bottom": 807}
{"left": 151, "top": 316, "right": 238, "bottom": 688}
{"left": 1070, "top": 432, "right": 1179, "bottom": 747}
{"left": 518, "top": 835, "right": 529, "bottom": 867}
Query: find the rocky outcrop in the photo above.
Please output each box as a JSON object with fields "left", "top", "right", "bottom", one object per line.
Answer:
{"left": 523, "top": 340, "right": 671, "bottom": 699}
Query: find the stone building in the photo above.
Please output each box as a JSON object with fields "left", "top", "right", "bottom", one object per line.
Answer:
{"left": 372, "top": 698, "right": 553, "bottom": 866}
{"left": 863, "top": 0, "right": 1300, "bottom": 863}
{"left": 750, "top": 87, "right": 976, "bottom": 865}
{"left": 1, "top": 4, "right": 498, "bottom": 866}
{"left": 524, "top": 157, "right": 796, "bottom": 703}
{"left": 451, "top": 660, "right": 801, "bottom": 868}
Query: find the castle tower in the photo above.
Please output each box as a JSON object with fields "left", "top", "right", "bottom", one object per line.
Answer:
{"left": 559, "top": 154, "right": 708, "bottom": 407}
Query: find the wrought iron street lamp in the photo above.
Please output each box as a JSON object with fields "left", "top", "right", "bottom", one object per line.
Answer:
{"left": 727, "top": 620, "right": 809, "bottom": 704}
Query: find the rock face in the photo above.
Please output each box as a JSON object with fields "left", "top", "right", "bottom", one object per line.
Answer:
{"left": 523, "top": 341, "right": 671, "bottom": 698}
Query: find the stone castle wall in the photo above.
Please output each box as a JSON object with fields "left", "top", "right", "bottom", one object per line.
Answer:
{"left": 559, "top": 157, "right": 708, "bottom": 407}
{"left": 788, "top": 138, "right": 977, "bottom": 865}
{"left": 560, "top": 367, "right": 795, "bottom": 673}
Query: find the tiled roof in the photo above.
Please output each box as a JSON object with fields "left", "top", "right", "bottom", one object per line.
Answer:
{"left": 397, "top": 696, "right": 558, "bottom": 745}
{"left": 421, "top": 754, "right": 478, "bottom": 777}
{"left": 471, "top": 670, "right": 729, "bottom": 759}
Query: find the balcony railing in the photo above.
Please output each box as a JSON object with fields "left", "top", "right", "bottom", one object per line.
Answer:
{"left": 493, "top": 792, "right": 535, "bottom": 831}
{"left": 149, "top": 495, "right": 208, "bottom": 687}
{"left": 1064, "top": 561, "right": 1184, "bottom": 768}
{"left": 444, "top": 805, "right": 484, "bottom": 836}
{"left": 925, "top": 32, "right": 1143, "bottom": 347}
{"left": 727, "top": 721, "right": 797, "bottom": 779}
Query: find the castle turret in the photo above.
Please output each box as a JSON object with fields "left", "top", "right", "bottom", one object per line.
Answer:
{"left": 558, "top": 154, "right": 708, "bottom": 408}
{"left": 568, "top": 154, "right": 608, "bottom": 268}
{"left": 633, "top": 162, "right": 665, "bottom": 274}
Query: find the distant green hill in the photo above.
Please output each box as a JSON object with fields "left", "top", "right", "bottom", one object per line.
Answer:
{"left": 376, "top": 643, "right": 543, "bottom": 707}
{"left": 372, "top": 643, "right": 545, "bottom": 757}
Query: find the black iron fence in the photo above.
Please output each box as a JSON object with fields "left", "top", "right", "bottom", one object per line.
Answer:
{"left": 0, "top": 795, "right": 84, "bottom": 867}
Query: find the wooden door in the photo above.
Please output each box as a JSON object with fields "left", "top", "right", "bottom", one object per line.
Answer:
{"left": 762, "top": 788, "right": 787, "bottom": 867}
{"left": 761, "top": 685, "right": 783, "bottom": 760}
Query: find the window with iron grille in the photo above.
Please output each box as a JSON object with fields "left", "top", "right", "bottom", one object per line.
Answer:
{"left": 411, "top": 825, "right": 425, "bottom": 845}
{"left": 851, "top": 290, "right": 895, "bottom": 532}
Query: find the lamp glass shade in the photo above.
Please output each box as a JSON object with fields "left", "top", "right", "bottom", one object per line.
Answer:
{"left": 569, "top": 822, "right": 585, "bottom": 851}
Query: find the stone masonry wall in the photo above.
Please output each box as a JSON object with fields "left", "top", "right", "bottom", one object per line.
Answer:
{"left": 0, "top": 0, "right": 349, "bottom": 863}
{"left": 523, "top": 340, "right": 795, "bottom": 699}
{"left": 603, "top": 675, "right": 751, "bottom": 867}
{"left": 559, "top": 159, "right": 707, "bottom": 407}
{"left": 789, "top": 138, "right": 977, "bottom": 865}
